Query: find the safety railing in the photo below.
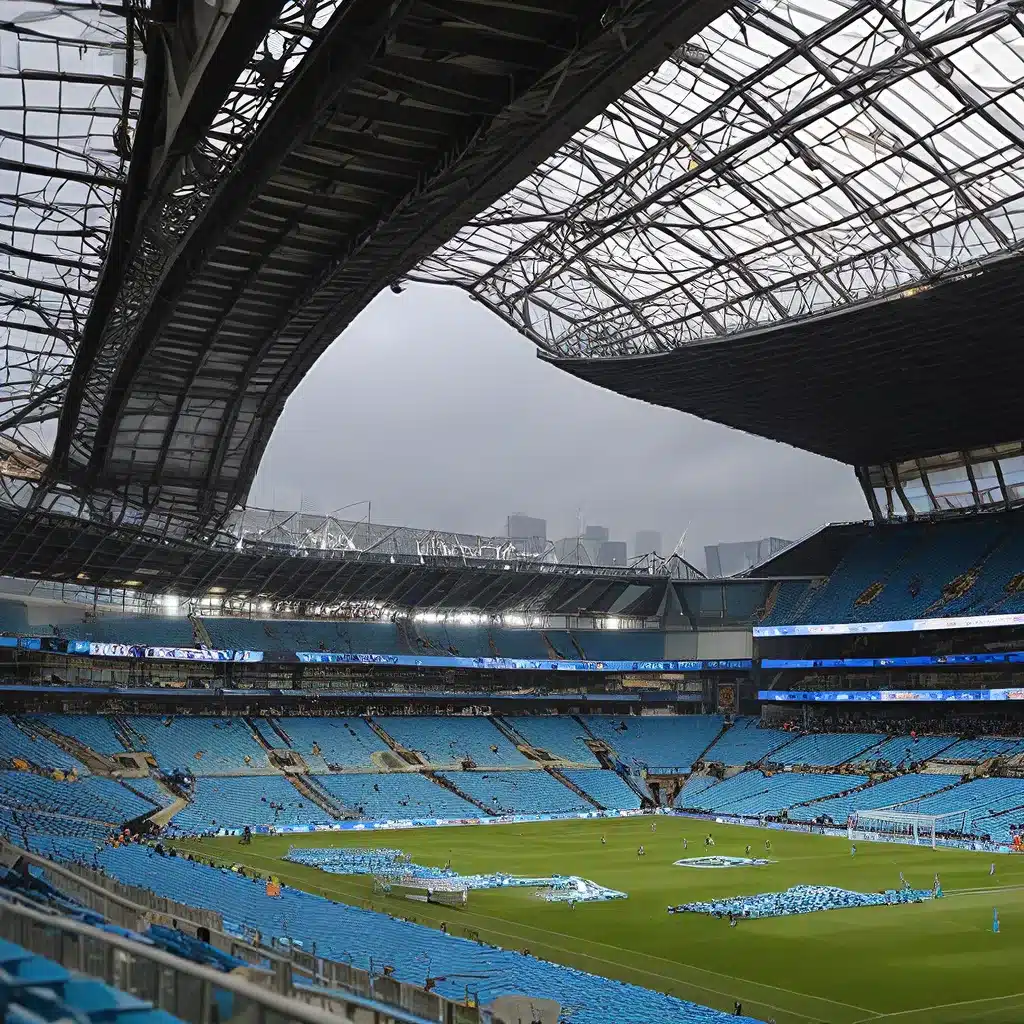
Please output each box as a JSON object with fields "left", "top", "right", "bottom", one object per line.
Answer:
{"left": 0, "top": 837, "right": 482, "bottom": 1023}
{"left": 0, "top": 897, "right": 451, "bottom": 1024}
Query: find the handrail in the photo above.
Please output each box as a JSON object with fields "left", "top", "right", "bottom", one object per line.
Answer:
{"left": 0, "top": 897, "right": 446, "bottom": 1024}
{"left": 0, "top": 837, "right": 480, "bottom": 1022}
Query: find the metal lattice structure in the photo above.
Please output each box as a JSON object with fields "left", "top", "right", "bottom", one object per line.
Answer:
{"left": 415, "top": 0, "right": 1024, "bottom": 357}
{"left": 28, "top": 0, "right": 729, "bottom": 532}
{"left": 1, "top": 0, "right": 141, "bottom": 460}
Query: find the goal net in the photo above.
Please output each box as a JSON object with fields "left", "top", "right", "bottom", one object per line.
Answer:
{"left": 849, "top": 808, "right": 967, "bottom": 848}
{"left": 373, "top": 874, "right": 468, "bottom": 908}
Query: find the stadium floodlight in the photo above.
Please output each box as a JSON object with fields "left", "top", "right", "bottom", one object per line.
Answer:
{"left": 851, "top": 808, "right": 968, "bottom": 850}
{"left": 413, "top": 0, "right": 1024, "bottom": 359}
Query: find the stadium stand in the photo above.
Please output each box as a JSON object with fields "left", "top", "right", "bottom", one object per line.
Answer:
{"left": 792, "top": 774, "right": 963, "bottom": 824}
{"left": 172, "top": 776, "right": 338, "bottom": 833}
{"left": 569, "top": 630, "right": 664, "bottom": 661}
{"left": 767, "top": 732, "right": 888, "bottom": 767}
{"left": 0, "top": 772, "right": 156, "bottom": 824}
{"left": 853, "top": 734, "right": 958, "bottom": 766}
{"left": 932, "top": 737, "right": 1024, "bottom": 762}
{"left": 678, "top": 772, "right": 869, "bottom": 817}
{"left": 0, "top": 600, "right": 30, "bottom": 635}
{"left": 70, "top": 615, "right": 196, "bottom": 646}
{"left": 314, "top": 773, "right": 478, "bottom": 820}
{"left": 123, "top": 717, "right": 269, "bottom": 773}
{"left": 268, "top": 717, "right": 388, "bottom": 769}
{"left": 376, "top": 716, "right": 530, "bottom": 766}
{"left": 562, "top": 769, "right": 642, "bottom": 809}
{"left": 38, "top": 844, "right": 756, "bottom": 1024}
{"left": 761, "top": 516, "right": 1024, "bottom": 626}
{"left": 702, "top": 718, "right": 793, "bottom": 765}
{"left": 438, "top": 770, "right": 594, "bottom": 815}
{"left": 585, "top": 715, "right": 724, "bottom": 772}
{"left": 33, "top": 715, "right": 126, "bottom": 756}
{"left": 0, "top": 934, "right": 188, "bottom": 1024}
{"left": 0, "top": 717, "right": 84, "bottom": 772}
{"left": 509, "top": 715, "right": 601, "bottom": 763}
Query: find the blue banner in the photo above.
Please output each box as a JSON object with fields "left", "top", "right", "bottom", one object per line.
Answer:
{"left": 754, "top": 612, "right": 1024, "bottom": 638}
{"left": 67, "top": 640, "right": 263, "bottom": 662}
{"left": 295, "top": 652, "right": 751, "bottom": 672}
{"left": 759, "top": 688, "right": 1024, "bottom": 702}
{"left": 762, "top": 652, "right": 1024, "bottom": 669}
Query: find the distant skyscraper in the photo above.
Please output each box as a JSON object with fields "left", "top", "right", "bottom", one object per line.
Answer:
{"left": 506, "top": 515, "right": 547, "bottom": 541}
{"left": 598, "top": 540, "right": 628, "bottom": 566}
{"left": 634, "top": 530, "right": 662, "bottom": 557}
{"left": 705, "top": 537, "right": 792, "bottom": 577}
{"left": 583, "top": 524, "right": 609, "bottom": 542}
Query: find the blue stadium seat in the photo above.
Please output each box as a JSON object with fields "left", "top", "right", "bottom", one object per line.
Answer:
{"left": 584, "top": 715, "right": 723, "bottom": 772}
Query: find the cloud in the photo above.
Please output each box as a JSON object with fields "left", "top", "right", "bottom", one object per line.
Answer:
{"left": 252, "top": 285, "right": 864, "bottom": 567}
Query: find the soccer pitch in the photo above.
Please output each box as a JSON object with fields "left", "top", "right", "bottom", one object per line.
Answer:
{"left": 174, "top": 818, "right": 1024, "bottom": 1024}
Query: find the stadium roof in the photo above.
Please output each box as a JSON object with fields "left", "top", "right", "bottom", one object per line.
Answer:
{"left": 3, "top": 0, "right": 732, "bottom": 532}
{"left": 417, "top": 0, "right": 1024, "bottom": 363}
{"left": 0, "top": 502, "right": 710, "bottom": 615}
{"left": 547, "top": 254, "right": 1024, "bottom": 465}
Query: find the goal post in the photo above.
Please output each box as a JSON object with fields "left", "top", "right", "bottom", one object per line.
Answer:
{"left": 373, "top": 874, "right": 468, "bottom": 907}
{"left": 850, "top": 808, "right": 967, "bottom": 849}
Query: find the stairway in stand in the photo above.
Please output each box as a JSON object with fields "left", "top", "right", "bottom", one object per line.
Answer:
{"left": 288, "top": 775, "right": 352, "bottom": 819}
{"left": 421, "top": 771, "right": 498, "bottom": 816}
{"left": 544, "top": 766, "right": 603, "bottom": 810}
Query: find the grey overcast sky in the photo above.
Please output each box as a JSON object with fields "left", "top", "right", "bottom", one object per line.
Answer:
{"left": 250, "top": 284, "right": 865, "bottom": 566}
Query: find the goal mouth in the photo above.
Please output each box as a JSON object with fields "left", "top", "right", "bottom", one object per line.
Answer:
{"left": 850, "top": 808, "right": 968, "bottom": 848}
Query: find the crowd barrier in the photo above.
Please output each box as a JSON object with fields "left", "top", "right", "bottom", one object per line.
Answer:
{"left": 667, "top": 810, "right": 1016, "bottom": 854}
{"left": 168, "top": 808, "right": 648, "bottom": 839}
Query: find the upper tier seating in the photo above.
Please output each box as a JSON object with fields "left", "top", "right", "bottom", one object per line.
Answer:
{"left": 703, "top": 718, "right": 793, "bottom": 765}
{"left": 509, "top": 716, "right": 601, "bottom": 763}
{"left": 680, "top": 772, "right": 867, "bottom": 817}
{"left": 768, "top": 732, "right": 887, "bottom": 767}
{"left": 124, "top": 717, "right": 268, "bottom": 774}
{"left": 0, "top": 717, "right": 84, "bottom": 772}
{"left": 584, "top": 715, "right": 723, "bottom": 772}
{"left": 66, "top": 845, "right": 757, "bottom": 1024}
{"left": 376, "top": 716, "right": 529, "bottom": 767}
{"left": 69, "top": 615, "right": 195, "bottom": 646}
{"left": 762, "top": 514, "right": 1024, "bottom": 625}
{"left": 440, "top": 770, "right": 593, "bottom": 815}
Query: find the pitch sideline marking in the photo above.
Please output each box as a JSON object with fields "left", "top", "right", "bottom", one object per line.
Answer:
{"left": 177, "top": 840, "right": 879, "bottom": 1019}
{"left": 849, "top": 989, "right": 1024, "bottom": 1022}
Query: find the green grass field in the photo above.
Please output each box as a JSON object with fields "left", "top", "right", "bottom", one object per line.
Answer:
{"left": 172, "top": 818, "right": 1024, "bottom": 1024}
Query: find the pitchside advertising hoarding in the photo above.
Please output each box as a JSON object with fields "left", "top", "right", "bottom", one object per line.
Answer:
{"left": 754, "top": 611, "right": 1024, "bottom": 637}
{"left": 759, "top": 688, "right": 1024, "bottom": 702}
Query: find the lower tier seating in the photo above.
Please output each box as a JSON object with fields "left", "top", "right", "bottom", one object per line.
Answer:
{"left": 56, "top": 844, "right": 758, "bottom": 1024}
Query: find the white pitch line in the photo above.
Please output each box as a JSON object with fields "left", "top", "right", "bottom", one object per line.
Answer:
{"left": 850, "top": 989, "right": 1024, "bottom": 1023}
